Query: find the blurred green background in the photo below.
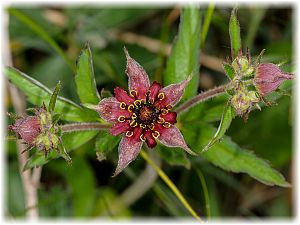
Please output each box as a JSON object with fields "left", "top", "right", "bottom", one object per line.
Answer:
{"left": 5, "top": 5, "right": 293, "bottom": 219}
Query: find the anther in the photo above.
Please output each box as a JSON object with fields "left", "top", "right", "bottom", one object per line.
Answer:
{"left": 128, "top": 104, "right": 134, "bottom": 112}
{"left": 118, "top": 116, "right": 126, "bottom": 122}
{"left": 140, "top": 134, "right": 146, "bottom": 142}
{"left": 157, "top": 117, "right": 165, "bottom": 124}
{"left": 131, "top": 113, "right": 137, "bottom": 119}
{"left": 130, "top": 120, "right": 138, "bottom": 127}
{"left": 129, "top": 90, "right": 138, "bottom": 98}
{"left": 134, "top": 100, "right": 142, "bottom": 107}
{"left": 120, "top": 102, "right": 127, "bottom": 110}
{"left": 161, "top": 109, "right": 168, "bottom": 115}
{"left": 158, "top": 92, "right": 165, "bottom": 100}
{"left": 163, "top": 122, "right": 171, "bottom": 128}
{"left": 152, "top": 131, "right": 160, "bottom": 139}
{"left": 140, "top": 124, "right": 146, "bottom": 129}
{"left": 126, "top": 131, "right": 133, "bottom": 137}
{"left": 148, "top": 123, "right": 155, "bottom": 130}
{"left": 165, "top": 104, "right": 172, "bottom": 110}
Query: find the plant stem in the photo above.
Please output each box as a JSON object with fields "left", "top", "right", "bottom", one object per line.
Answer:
{"left": 61, "top": 123, "right": 111, "bottom": 133}
{"left": 140, "top": 150, "right": 204, "bottom": 222}
{"left": 176, "top": 84, "right": 228, "bottom": 114}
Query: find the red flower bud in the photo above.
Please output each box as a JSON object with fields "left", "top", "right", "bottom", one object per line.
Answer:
{"left": 9, "top": 116, "right": 41, "bottom": 145}
{"left": 254, "top": 63, "right": 294, "bottom": 96}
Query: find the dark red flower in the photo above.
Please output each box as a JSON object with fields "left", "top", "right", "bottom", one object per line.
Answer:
{"left": 95, "top": 48, "right": 196, "bottom": 176}
{"left": 254, "top": 63, "right": 294, "bottom": 96}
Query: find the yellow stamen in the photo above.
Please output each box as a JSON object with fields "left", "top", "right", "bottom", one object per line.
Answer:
{"left": 128, "top": 104, "right": 134, "bottom": 112}
{"left": 163, "top": 122, "right": 171, "bottom": 128}
{"left": 166, "top": 104, "right": 172, "bottom": 110}
{"left": 131, "top": 113, "right": 137, "bottom": 119}
{"left": 152, "top": 131, "right": 160, "bottom": 139}
{"left": 134, "top": 100, "right": 142, "bottom": 107}
{"left": 148, "top": 123, "right": 155, "bottom": 130}
{"left": 129, "top": 90, "right": 137, "bottom": 97}
{"left": 157, "top": 117, "right": 165, "bottom": 124}
{"left": 158, "top": 92, "right": 165, "bottom": 100}
{"left": 140, "top": 124, "right": 146, "bottom": 129}
{"left": 120, "top": 102, "right": 127, "bottom": 109}
{"left": 161, "top": 109, "right": 168, "bottom": 115}
{"left": 140, "top": 134, "right": 146, "bottom": 142}
{"left": 126, "top": 131, "right": 133, "bottom": 137}
{"left": 130, "top": 120, "right": 138, "bottom": 127}
{"left": 118, "top": 116, "right": 126, "bottom": 122}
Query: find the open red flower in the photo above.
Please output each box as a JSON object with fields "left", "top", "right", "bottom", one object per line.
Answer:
{"left": 95, "top": 48, "right": 196, "bottom": 176}
{"left": 254, "top": 63, "right": 294, "bottom": 96}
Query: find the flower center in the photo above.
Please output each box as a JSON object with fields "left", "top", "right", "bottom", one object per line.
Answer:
{"left": 132, "top": 101, "right": 160, "bottom": 128}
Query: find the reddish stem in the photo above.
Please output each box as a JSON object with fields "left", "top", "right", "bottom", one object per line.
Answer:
{"left": 175, "top": 84, "right": 227, "bottom": 114}
{"left": 61, "top": 122, "right": 111, "bottom": 133}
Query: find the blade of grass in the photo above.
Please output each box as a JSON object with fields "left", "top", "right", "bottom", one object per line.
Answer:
{"left": 195, "top": 169, "right": 211, "bottom": 219}
{"left": 140, "top": 150, "right": 204, "bottom": 222}
{"left": 201, "top": 3, "right": 215, "bottom": 48}
{"left": 8, "top": 8, "right": 75, "bottom": 72}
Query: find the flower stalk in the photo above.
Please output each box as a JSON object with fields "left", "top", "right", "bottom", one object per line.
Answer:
{"left": 61, "top": 123, "right": 111, "bottom": 133}
{"left": 175, "top": 84, "right": 228, "bottom": 114}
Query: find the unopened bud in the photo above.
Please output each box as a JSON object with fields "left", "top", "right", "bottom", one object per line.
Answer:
{"left": 254, "top": 63, "right": 294, "bottom": 96}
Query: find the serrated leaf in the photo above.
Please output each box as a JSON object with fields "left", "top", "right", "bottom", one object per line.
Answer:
{"left": 223, "top": 63, "right": 235, "bottom": 80}
{"left": 229, "top": 8, "right": 241, "bottom": 59}
{"left": 193, "top": 124, "right": 290, "bottom": 187}
{"left": 4, "top": 67, "right": 99, "bottom": 122}
{"left": 95, "top": 130, "right": 121, "bottom": 159}
{"left": 202, "top": 102, "right": 235, "bottom": 151}
{"left": 23, "top": 130, "right": 98, "bottom": 170}
{"left": 48, "top": 81, "right": 61, "bottom": 113}
{"left": 165, "top": 6, "right": 201, "bottom": 101}
{"left": 156, "top": 144, "right": 191, "bottom": 169}
{"left": 75, "top": 43, "right": 100, "bottom": 104}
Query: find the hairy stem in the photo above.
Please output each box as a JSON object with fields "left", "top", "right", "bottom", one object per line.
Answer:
{"left": 176, "top": 84, "right": 228, "bottom": 114}
{"left": 140, "top": 150, "right": 204, "bottom": 222}
{"left": 61, "top": 123, "right": 111, "bottom": 133}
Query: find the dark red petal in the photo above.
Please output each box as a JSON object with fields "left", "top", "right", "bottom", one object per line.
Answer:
{"left": 97, "top": 97, "right": 132, "bottom": 123}
{"left": 124, "top": 47, "right": 150, "bottom": 99}
{"left": 161, "top": 112, "right": 177, "bottom": 124}
{"left": 254, "top": 63, "right": 294, "bottom": 95}
{"left": 154, "top": 77, "right": 191, "bottom": 108}
{"left": 12, "top": 116, "right": 41, "bottom": 144}
{"left": 109, "top": 121, "right": 131, "bottom": 136}
{"left": 144, "top": 130, "right": 157, "bottom": 148}
{"left": 113, "top": 135, "right": 143, "bottom": 177}
{"left": 148, "top": 81, "right": 162, "bottom": 103}
{"left": 114, "top": 87, "right": 135, "bottom": 105}
{"left": 131, "top": 127, "right": 143, "bottom": 143}
{"left": 156, "top": 124, "right": 196, "bottom": 156}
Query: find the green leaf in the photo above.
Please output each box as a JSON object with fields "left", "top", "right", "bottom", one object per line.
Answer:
{"left": 202, "top": 102, "right": 235, "bottom": 151}
{"left": 229, "top": 8, "right": 241, "bottom": 59}
{"left": 75, "top": 43, "right": 100, "bottom": 104}
{"left": 156, "top": 144, "right": 191, "bottom": 169}
{"left": 65, "top": 157, "right": 96, "bottom": 216}
{"left": 223, "top": 63, "right": 235, "bottom": 80}
{"left": 4, "top": 67, "right": 99, "bottom": 122}
{"left": 95, "top": 130, "right": 121, "bottom": 160}
{"left": 8, "top": 8, "right": 75, "bottom": 72}
{"left": 48, "top": 81, "right": 61, "bottom": 113}
{"left": 23, "top": 130, "right": 98, "bottom": 170}
{"left": 201, "top": 3, "right": 215, "bottom": 47}
{"left": 195, "top": 124, "right": 290, "bottom": 187}
{"left": 165, "top": 6, "right": 201, "bottom": 101}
